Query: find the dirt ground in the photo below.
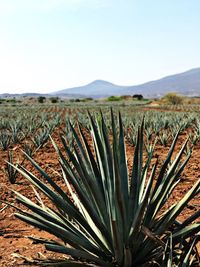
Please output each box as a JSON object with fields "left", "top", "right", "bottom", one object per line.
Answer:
{"left": 0, "top": 127, "right": 199, "bottom": 266}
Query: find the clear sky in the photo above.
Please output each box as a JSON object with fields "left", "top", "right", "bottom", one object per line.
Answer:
{"left": 0, "top": 0, "right": 200, "bottom": 94}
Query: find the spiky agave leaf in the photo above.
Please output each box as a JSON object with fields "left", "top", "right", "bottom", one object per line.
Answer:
{"left": 161, "top": 234, "right": 199, "bottom": 267}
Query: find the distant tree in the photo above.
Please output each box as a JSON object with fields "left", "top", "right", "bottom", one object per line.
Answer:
{"left": 132, "top": 94, "right": 143, "bottom": 100}
{"left": 163, "top": 93, "right": 183, "bottom": 105}
{"left": 38, "top": 96, "right": 46, "bottom": 103}
{"left": 50, "top": 97, "right": 59, "bottom": 103}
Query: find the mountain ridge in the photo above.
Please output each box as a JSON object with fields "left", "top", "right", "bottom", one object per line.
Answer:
{"left": 53, "top": 68, "right": 200, "bottom": 98}
{"left": 1, "top": 68, "right": 200, "bottom": 98}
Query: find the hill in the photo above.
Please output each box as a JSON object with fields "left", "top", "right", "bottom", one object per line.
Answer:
{"left": 53, "top": 68, "right": 200, "bottom": 98}
{"left": 1, "top": 68, "right": 200, "bottom": 99}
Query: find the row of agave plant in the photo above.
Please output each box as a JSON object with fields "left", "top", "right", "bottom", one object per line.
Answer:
{"left": 0, "top": 106, "right": 199, "bottom": 145}
{"left": 0, "top": 105, "right": 200, "bottom": 152}
{"left": 3, "top": 108, "right": 200, "bottom": 185}
{"left": 0, "top": 115, "right": 61, "bottom": 151}
{"left": 6, "top": 110, "right": 199, "bottom": 266}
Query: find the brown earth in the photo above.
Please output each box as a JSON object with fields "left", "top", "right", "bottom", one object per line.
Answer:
{"left": 0, "top": 127, "right": 199, "bottom": 266}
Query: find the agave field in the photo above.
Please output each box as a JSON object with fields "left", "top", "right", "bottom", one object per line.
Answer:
{"left": 0, "top": 101, "right": 199, "bottom": 266}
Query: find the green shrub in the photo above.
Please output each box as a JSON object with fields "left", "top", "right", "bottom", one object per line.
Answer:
{"left": 107, "top": 95, "right": 122, "bottom": 101}
{"left": 163, "top": 93, "right": 183, "bottom": 105}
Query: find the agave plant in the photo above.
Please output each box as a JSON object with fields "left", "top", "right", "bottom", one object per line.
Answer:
{"left": 5, "top": 150, "right": 19, "bottom": 184}
{"left": 31, "top": 126, "right": 51, "bottom": 149}
{"left": 22, "top": 141, "right": 35, "bottom": 157}
{"left": 0, "top": 131, "right": 11, "bottom": 150}
{"left": 13, "top": 111, "right": 200, "bottom": 266}
{"left": 159, "top": 130, "right": 170, "bottom": 147}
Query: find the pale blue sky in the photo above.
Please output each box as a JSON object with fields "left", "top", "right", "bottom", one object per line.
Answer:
{"left": 0, "top": 0, "right": 200, "bottom": 93}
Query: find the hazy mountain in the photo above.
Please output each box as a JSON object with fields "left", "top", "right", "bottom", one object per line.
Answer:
{"left": 128, "top": 68, "right": 200, "bottom": 98}
{"left": 1, "top": 68, "right": 200, "bottom": 99}
{"left": 53, "top": 80, "right": 127, "bottom": 97}
{"left": 53, "top": 68, "right": 200, "bottom": 98}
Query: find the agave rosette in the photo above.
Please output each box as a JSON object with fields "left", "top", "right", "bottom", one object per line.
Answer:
{"left": 13, "top": 111, "right": 200, "bottom": 266}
